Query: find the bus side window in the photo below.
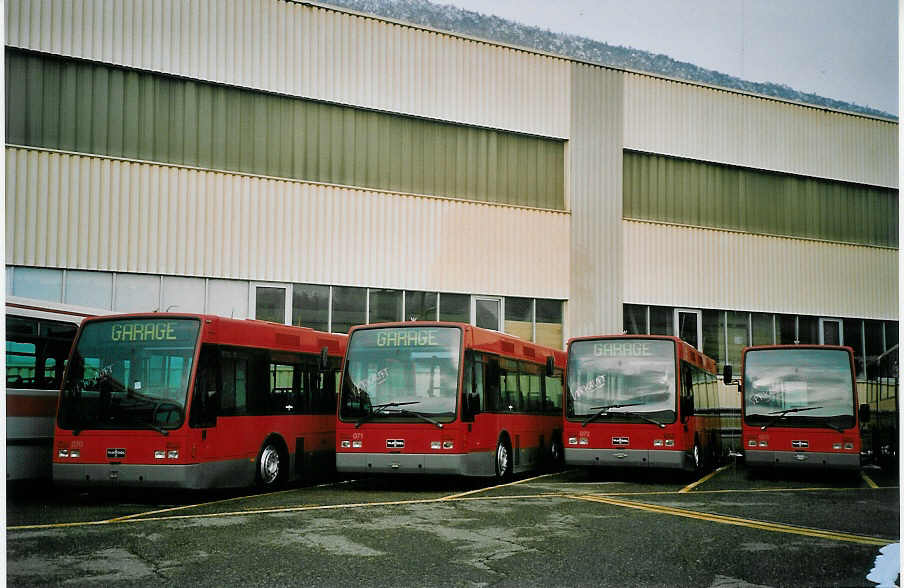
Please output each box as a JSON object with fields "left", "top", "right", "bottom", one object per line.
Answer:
{"left": 543, "top": 369, "right": 563, "bottom": 413}
{"left": 190, "top": 346, "right": 219, "bottom": 427}
{"left": 484, "top": 356, "right": 502, "bottom": 412}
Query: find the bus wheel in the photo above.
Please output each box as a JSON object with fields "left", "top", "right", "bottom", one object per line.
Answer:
{"left": 692, "top": 441, "right": 702, "bottom": 473}
{"left": 495, "top": 439, "right": 512, "bottom": 481}
{"left": 256, "top": 441, "right": 285, "bottom": 488}
{"left": 549, "top": 436, "right": 564, "bottom": 469}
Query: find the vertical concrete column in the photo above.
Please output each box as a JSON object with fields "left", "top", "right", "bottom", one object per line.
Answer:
{"left": 567, "top": 64, "right": 625, "bottom": 338}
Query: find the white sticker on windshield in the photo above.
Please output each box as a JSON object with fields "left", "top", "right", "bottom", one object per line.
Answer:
{"left": 134, "top": 381, "right": 142, "bottom": 390}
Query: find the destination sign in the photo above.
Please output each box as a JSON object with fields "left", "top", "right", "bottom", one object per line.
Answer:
{"left": 593, "top": 341, "right": 652, "bottom": 357}
{"left": 110, "top": 321, "right": 181, "bottom": 342}
{"left": 376, "top": 328, "right": 441, "bottom": 347}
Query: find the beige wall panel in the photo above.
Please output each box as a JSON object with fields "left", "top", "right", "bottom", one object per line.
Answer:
{"left": 623, "top": 73, "right": 898, "bottom": 188}
{"left": 6, "top": 147, "right": 570, "bottom": 298}
{"left": 6, "top": 0, "right": 571, "bottom": 138}
{"left": 568, "top": 64, "right": 624, "bottom": 339}
{"left": 622, "top": 220, "right": 898, "bottom": 320}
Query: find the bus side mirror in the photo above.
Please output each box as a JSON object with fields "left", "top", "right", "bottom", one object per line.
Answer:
{"left": 859, "top": 403, "right": 871, "bottom": 424}
{"left": 546, "top": 355, "right": 555, "bottom": 377}
{"left": 320, "top": 346, "right": 329, "bottom": 371}
{"left": 722, "top": 364, "right": 733, "bottom": 384}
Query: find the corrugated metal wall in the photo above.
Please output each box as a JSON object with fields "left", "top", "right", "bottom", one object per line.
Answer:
{"left": 5, "top": 0, "right": 572, "bottom": 138}
{"left": 623, "top": 73, "right": 898, "bottom": 188}
{"left": 568, "top": 63, "right": 624, "bottom": 338}
{"left": 622, "top": 220, "right": 898, "bottom": 320}
{"left": 6, "top": 49, "right": 566, "bottom": 210}
{"left": 623, "top": 151, "right": 898, "bottom": 247}
{"left": 6, "top": 147, "right": 571, "bottom": 298}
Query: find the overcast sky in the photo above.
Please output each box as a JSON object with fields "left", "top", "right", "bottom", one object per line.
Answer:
{"left": 441, "top": 0, "right": 899, "bottom": 116}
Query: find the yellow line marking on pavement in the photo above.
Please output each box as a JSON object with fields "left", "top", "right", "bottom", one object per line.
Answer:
{"left": 861, "top": 471, "right": 880, "bottom": 489}
{"left": 588, "top": 486, "right": 898, "bottom": 497}
{"left": 679, "top": 465, "right": 730, "bottom": 493}
{"left": 439, "top": 471, "right": 564, "bottom": 500}
{"left": 106, "top": 478, "right": 360, "bottom": 522}
{"left": 569, "top": 494, "right": 890, "bottom": 546}
{"left": 8, "top": 493, "right": 561, "bottom": 532}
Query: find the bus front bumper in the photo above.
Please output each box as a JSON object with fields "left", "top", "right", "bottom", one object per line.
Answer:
{"left": 744, "top": 450, "right": 861, "bottom": 470}
{"left": 53, "top": 459, "right": 253, "bottom": 490}
{"left": 336, "top": 451, "right": 494, "bottom": 477}
{"left": 564, "top": 447, "right": 691, "bottom": 470}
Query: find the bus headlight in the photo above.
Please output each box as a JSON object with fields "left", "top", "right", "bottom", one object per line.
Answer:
{"left": 844, "top": 442, "right": 854, "bottom": 450}
{"left": 568, "top": 437, "right": 578, "bottom": 445}
{"left": 352, "top": 441, "right": 362, "bottom": 448}
{"left": 431, "top": 441, "right": 441, "bottom": 449}
{"left": 833, "top": 443, "right": 842, "bottom": 450}
{"left": 579, "top": 438, "right": 589, "bottom": 446}
{"left": 340, "top": 440, "right": 351, "bottom": 448}
{"left": 154, "top": 450, "right": 166, "bottom": 459}
{"left": 759, "top": 440, "right": 768, "bottom": 447}
{"left": 167, "top": 449, "right": 179, "bottom": 459}
{"left": 748, "top": 440, "right": 757, "bottom": 447}
{"left": 653, "top": 439, "right": 663, "bottom": 447}
{"left": 58, "top": 449, "right": 69, "bottom": 458}
{"left": 69, "top": 450, "right": 80, "bottom": 458}
{"left": 664, "top": 439, "right": 675, "bottom": 447}
{"left": 442, "top": 441, "right": 454, "bottom": 449}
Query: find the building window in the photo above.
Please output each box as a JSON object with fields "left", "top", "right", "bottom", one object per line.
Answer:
{"left": 439, "top": 293, "right": 469, "bottom": 322}
{"left": 404, "top": 291, "right": 437, "bottom": 321}
{"left": 254, "top": 286, "right": 287, "bottom": 324}
{"left": 649, "top": 306, "right": 673, "bottom": 336}
{"left": 12, "top": 267, "right": 63, "bottom": 302}
{"left": 505, "top": 297, "right": 533, "bottom": 341}
{"left": 535, "top": 299, "right": 563, "bottom": 349}
{"left": 369, "top": 289, "right": 402, "bottom": 324}
{"left": 623, "top": 304, "right": 647, "bottom": 334}
{"left": 292, "top": 284, "right": 330, "bottom": 332}
{"left": 331, "top": 286, "right": 366, "bottom": 334}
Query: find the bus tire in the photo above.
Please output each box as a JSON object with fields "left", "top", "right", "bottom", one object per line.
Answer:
{"left": 495, "top": 437, "right": 513, "bottom": 482}
{"left": 549, "top": 435, "right": 564, "bottom": 470}
{"left": 256, "top": 438, "right": 286, "bottom": 489}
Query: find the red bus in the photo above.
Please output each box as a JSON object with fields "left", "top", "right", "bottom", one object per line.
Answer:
{"left": 335, "top": 323, "right": 566, "bottom": 479}
{"left": 6, "top": 297, "right": 107, "bottom": 481}
{"left": 52, "top": 313, "right": 346, "bottom": 489}
{"left": 564, "top": 335, "right": 722, "bottom": 472}
{"left": 729, "top": 345, "right": 868, "bottom": 471}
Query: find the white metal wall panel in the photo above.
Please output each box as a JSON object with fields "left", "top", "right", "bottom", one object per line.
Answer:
{"left": 6, "top": 147, "right": 570, "bottom": 299}
{"left": 5, "top": 0, "right": 572, "bottom": 138}
{"left": 622, "top": 220, "right": 898, "bottom": 320}
{"left": 623, "top": 73, "right": 898, "bottom": 188}
{"left": 568, "top": 63, "right": 625, "bottom": 338}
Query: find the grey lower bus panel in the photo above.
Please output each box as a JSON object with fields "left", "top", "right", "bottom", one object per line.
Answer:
{"left": 337, "top": 451, "right": 495, "bottom": 477}
{"left": 745, "top": 450, "right": 861, "bottom": 470}
{"left": 565, "top": 447, "right": 691, "bottom": 470}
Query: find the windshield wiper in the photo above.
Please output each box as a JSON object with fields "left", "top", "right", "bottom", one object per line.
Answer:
{"left": 385, "top": 408, "right": 444, "bottom": 429}
{"left": 582, "top": 403, "right": 643, "bottom": 427}
{"left": 760, "top": 406, "right": 823, "bottom": 430}
{"left": 606, "top": 410, "right": 666, "bottom": 428}
{"left": 355, "top": 401, "right": 420, "bottom": 428}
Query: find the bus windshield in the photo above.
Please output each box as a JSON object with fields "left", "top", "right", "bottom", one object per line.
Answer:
{"left": 743, "top": 348, "right": 855, "bottom": 429}
{"left": 339, "top": 326, "right": 461, "bottom": 423}
{"left": 58, "top": 318, "right": 200, "bottom": 432}
{"left": 567, "top": 339, "right": 676, "bottom": 422}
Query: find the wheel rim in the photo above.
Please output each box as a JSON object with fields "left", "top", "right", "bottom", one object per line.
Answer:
{"left": 260, "top": 445, "right": 280, "bottom": 485}
{"left": 496, "top": 443, "right": 509, "bottom": 477}
{"left": 551, "top": 439, "right": 561, "bottom": 462}
{"left": 693, "top": 444, "right": 701, "bottom": 469}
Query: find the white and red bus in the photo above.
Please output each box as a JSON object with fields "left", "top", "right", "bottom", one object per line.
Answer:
{"left": 730, "top": 344, "right": 867, "bottom": 471}
{"left": 53, "top": 313, "right": 346, "bottom": 489}
{"left": 6, "top": 297, "right": 109, "bottom": 481}
{"left": 565, "top": 335, "right": 722, "bottom": 472}
{"left": 335, "top": 323, "right": 566, "bottom": 479}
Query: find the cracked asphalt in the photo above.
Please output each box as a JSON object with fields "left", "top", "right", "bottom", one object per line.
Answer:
{"left": 6, "top": 465, "right": 900, "bottom": 587}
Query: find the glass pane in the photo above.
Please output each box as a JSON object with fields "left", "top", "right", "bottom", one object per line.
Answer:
{"left": 331, "top": 286, "right": 366, "bottom": 334}
{"left": 504, "top": 297, "right": 532, "bottom": 340}
{"left": 255, "top": 287, "right": 286, "bottom": 323}
{"left": 702, "top": 309, "right": 724, "bottom": 368}
{"left": 475, "top": 299, "right": 500, "bottom": 330}
{"left": 292, "top": 283, "right": 330, "bottom": 331}
{"left": 843, "top": 319, "right": 864, "bottom": 379}
{"left": 677, "top": 311, "right": 699, "bottom": 349}
{"left": 404, "top": 291, "right": 437, "bottom": 321}
{"left": 13, "top": 267, "right": 63, "bottom": 302}
{"left": 114, "top": 274, "right": 160, "bottom": 313}
{"left": 535, "top": 299, "right": 563, "bottom": 349}
{"left": 64, "top": 270, "right": 113, "bottom": 309}
{"left": 207, "top": 279, "right": 249, "bottom": 319}
{"left": 885, "top": 322, "right": 898, "bottom": 352}
{"left": 623, "top": 304, "right": 647, "bottom": 334}
{"left": 439, "top": 293, "right": 469, "bottom": 322}
{"left": 751, "top": 313, "right": 774, "bottom": 346}
{"left": 161, "top": 276, "right": 205, "bottom": 314}
{"left": 822, "top": 320, "right": 841, "bottom": 345}
{"left": 649, "top": 306, "right": 673, "bottom": 336}
{"left": 369, "top": 289, "right": 402, "bottom": 324}
{"left": 725, "top": 311, "right": 748, "bottom": 370}
{"left": 797, "top": 315, "right": 818, "bottom": 344}
{"left": 778, "top": 315, "right": 797, "bottom": 344}
{"left": 865, "top": 320, "right": 885, "bottom": 379}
